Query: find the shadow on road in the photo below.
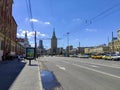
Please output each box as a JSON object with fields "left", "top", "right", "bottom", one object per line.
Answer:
{"left": 0, "top": 60, "right": 26, "bottom": 90}
{"left": 40, "top": 70, "right": 64, "bottom": 90}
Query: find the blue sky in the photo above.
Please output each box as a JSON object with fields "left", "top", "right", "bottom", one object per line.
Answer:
{"left": 12, "top": 0, "right": 120, "bottom": 49}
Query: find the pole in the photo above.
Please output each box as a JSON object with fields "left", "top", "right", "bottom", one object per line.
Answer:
{"left": 108, "top": 36, "right": 109, "bottom": 53}
{"left": 79, "top": 42, "right": 80, "bottom": 53}
{"left": 112, "top": 32, "right": 114, "bottom": 53}
{"left": 34, "top": 32, "right": 37, "bottom": 60}
{"left": 67, "top": 32, "right": 69, "bottom": 57}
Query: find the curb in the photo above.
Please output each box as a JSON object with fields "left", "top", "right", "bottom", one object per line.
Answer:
{"left": 37, "top": 58, "right": 43, "bottom": 90}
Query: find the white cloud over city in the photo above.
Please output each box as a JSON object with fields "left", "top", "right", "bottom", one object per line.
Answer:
{"left": 17, "top": 29, "right": 47, "bottom": 39}
{"left": 26, "top": 18, "right": 51, "bottom": 25}
{"left": 85, "top": 28, "right": 97, "bottom": 32}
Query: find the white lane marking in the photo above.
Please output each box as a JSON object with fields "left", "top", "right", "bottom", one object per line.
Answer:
{"left": 56, "top": 65, "right": 66, "bottom": 70}
{"left": 72, "top": 63, "right": 120, "bottom": 79}
{"left": 91, "top": 65, "right": 99, "bottom": 68}
{"left": 64, "top": 60, "right": 120, "bottom": 69}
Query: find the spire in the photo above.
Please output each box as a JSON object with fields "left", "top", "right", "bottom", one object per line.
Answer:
{"left": 25, "top": 32, "right": 27, "bottom": 38}
{"left": 52, "top": 28, "right": 56, "bottom": 37}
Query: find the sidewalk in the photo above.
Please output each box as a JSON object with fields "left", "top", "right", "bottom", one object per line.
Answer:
{"left": 0, "top": 59, "right": 43, "bottom": 90}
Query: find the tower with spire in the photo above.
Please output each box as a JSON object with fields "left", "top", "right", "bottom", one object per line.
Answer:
{"left": 51, "top": 28, "right": 57, "bottom": 55}
{"left": 24, "top": 32, "right": 30, "bottom": 48}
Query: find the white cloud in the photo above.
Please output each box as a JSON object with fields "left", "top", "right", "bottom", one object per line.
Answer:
{"left": 85, "top": 28, "right": 97, "bottom": 32}
{"left": 25, "top": 18, "right": 51, "bottom": 25}
{"left": 30, "top": 18, "right": 39, "bottom": 22}
{"left": 44, "top": 22, "right": 51, "bottom": 25}
{"left": 72, "top": 18, "right": 81, "bottom": 22}
{"left": 37, "top": 32, "right": 46, "bottom": 37}
{"left": 17, "top": 29, "right": 47, "bottom": 38}
{"left": 17, "top": 30, "right": 26, "bottom": 37}
{"left": 17, "top": 33, "right": 21, "bottom": 37}
{"left": 39, "top": 21, "right": 51, "bottom": 26}
{"left": 27, "top": 31, "right": 35, "bottom": 38}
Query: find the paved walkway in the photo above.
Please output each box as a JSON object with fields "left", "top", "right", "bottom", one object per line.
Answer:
{"left": 0, "top": 59, "right": 43, "bottom": 90}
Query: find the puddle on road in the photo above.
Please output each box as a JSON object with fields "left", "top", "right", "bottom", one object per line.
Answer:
{"left": 40, "top": 70, "right": 63, "bottom": 90}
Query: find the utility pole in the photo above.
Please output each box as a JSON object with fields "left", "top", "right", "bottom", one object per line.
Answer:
{"left": 67, "top": 32, "right": 70, "bottom": 57}
{"left": 112, "top": 32, "right": 114, "bottom": 53}
{"left": 79, "top": 42, "right": 80, "bottom": 54}
{"left": 34, "top": 22, "right": 37, "bottom": 59}
{"left": 108, "top": 36, "right": 109, "bottom": 53}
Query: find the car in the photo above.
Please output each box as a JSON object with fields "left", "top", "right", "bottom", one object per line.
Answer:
{"left": 70, "top": 54, "right": 78, "bottom": 57}
{"left": 102, "top": 54, "right": 112, "bottom": 60}
{"left": 91, "top": 54, "right": 103, "bottom": 59}
{"left": 111, "top": 54, "right": 120, "bottom": 61}
{"left": 78, "top": 54, "right": 90, "bottom": 58}
{"left": 102, "top": 54, "right": 120, "bottom": 60}
{"left": 18, "top": 55, "right": 24, "bottom": 60}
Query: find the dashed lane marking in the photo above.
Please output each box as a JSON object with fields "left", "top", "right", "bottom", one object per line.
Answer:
{"left": 73, "top": 63, "right": 120, "bottom": 79}
{"left": 56, "top": 65, "right": 66, "bottom": 70}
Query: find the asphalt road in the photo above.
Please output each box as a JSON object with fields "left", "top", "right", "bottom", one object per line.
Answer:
{"left": 39, "top": 56, "right": 120, "bottom": 90}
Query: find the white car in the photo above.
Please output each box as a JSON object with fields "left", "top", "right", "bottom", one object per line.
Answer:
{"left": 111, "top": 54, "right": 120, "bottom": 61}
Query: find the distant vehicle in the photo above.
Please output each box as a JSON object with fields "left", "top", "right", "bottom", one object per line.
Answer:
{"left": 20, "top": 55, "right": 24, "bottom": 60}
{"left": 102, "top": 54, "right": 120, "bottom": 61}
{"left": 111, "top": 54, "right": 120, "bottom": 61}
{"left": 73, "top": 54, "right": 78, "bottom": 57}
{"left": 91, "top": 54, "right": 103, "bottom": 59}
{"left": 78, "top": 54, "right": 90, "bottom": 58}
{"left": 19, "top": 55, "right": 24, "bottom": 60}
{"left": 70, "top": 54, "right": 78, "bottom": 57}
{"left": 102, "top": 54, "right": 112, "bottom": 60}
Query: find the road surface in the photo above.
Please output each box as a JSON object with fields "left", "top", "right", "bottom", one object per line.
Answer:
{"left": 39, "top": 56, "right": 120, "bottom": 90}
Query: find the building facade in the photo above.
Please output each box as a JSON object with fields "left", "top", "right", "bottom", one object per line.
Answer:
{"left": 38, "top": 40, "right": 44, "bottom": 55}
{"left": 38, "top": 40, "right": 44, "bottom": 49}
{"left": 84, "top": 45, "right": 108, "bottom": 54}
{"left": 109, "top": 30, "right": 120, "bottom": 53}
{"left": 0, "top": 0, "right": 18, "bottom": 60}
{"left": 0, "top": 0, "right": 26, "bottom": 61}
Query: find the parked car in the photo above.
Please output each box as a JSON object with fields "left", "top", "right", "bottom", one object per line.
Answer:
{"left": 78, "top": 54, "right": 90, "bottom": 58}
{"left": 102, "top": 54, "right": 112, "bottom": 60}
{"left": 91, "top": 54, "right": 103, "bottom": 59}
{"left": 70, "top": 54, "right": 78, "bottom": 57}
{"left": 18, "top": 55, "right": 24, "bottom": 60}
{"left": 102, "top": 54, "right": 120, "bottom": 61}
{"left": 111, "top": 54, "right": 120, "bottom": 61}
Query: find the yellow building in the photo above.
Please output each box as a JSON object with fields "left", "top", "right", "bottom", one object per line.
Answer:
{"left": 84, "top": 45, "right": 108, "bottom": 54}
{"left": 109, "top": 30, "right": 120, "bottom": 53}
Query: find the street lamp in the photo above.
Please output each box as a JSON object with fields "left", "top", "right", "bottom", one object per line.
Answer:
{"left": 67, "top": 32, "right": 70, "bottom": 57}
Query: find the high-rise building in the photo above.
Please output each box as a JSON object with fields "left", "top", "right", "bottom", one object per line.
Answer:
{"left": 38, "top": 40, "right": 43, "bottom": 49}
{"left": 51, "top": 28, "right": 57, "bottom": 55}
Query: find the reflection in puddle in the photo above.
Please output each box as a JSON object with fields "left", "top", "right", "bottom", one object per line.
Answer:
{"left": 40, "top": 70, "right": 63, "bottom": 90}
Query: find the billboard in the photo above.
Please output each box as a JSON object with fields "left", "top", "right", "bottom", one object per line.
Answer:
{"left": 26, "top": 47, "right": 35, "bottom": 60}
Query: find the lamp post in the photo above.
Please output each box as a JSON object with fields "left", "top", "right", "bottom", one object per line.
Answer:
{"left": 67, "top": 32, "right": 70, "bottom": 57}
{"left": 35, "top": 31, "right": 37, "bottom": 60}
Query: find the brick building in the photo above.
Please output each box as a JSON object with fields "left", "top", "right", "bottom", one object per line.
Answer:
{"left": 0, "top": 0, "right": 18, "bottom": 60}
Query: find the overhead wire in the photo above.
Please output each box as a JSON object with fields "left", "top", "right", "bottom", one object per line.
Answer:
{"left": 87, "top": 2, "right": 120, "bottom": 25}
{"left": 25, "top": 0, "right": 34, "bottom": 31}
{"left": 69, "top": 2, "right": 120, "bottom": 36}
{"left": 25, "top": 0, "right": 30, "bottom": 21}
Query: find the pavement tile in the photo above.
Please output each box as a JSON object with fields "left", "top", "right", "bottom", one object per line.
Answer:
{"left": 0, "top": 59, "right": 43, "bottom": 90}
